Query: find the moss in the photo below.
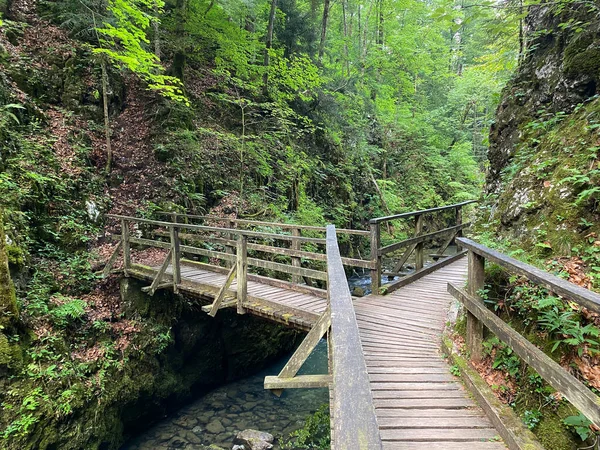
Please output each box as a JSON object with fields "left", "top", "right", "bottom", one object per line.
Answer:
{"left": 564, "top": 32, "right": 600, "bottom": 77}
{"left": 0, "top": 211, "right": 19, "bottom": 328}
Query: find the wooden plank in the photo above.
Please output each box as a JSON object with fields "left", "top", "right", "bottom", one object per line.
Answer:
{"left": 106, "top": 214, "right": 327, "bottom": 244}
{"left": 372, "top": 390, "right": 467, "bottom": 400}
{"left": 379, "top": 428, "right": 499, "bottom": 441}
{"left": 448, "top": 283, "right": 600, "bottom": 428}
{"left": 369, "top": 382, "right": 463, "bottom": 391}
{"left": 291, "top": 228, "right": 302, "bottom": 284}
{"left": 382, "top": 443, "right": 506, "bottom": 450}
{"left": 370, "top": 200, "right": 477, "bottom": 224}
{"left": 379, "top": 223, "right": 470, "bottom": 256}
{"left": 458, "top": 237, "right": 600, "bottom": 314}
{"left": 247, "top": 257, "right": 328, "bottom": 281}
{"left": 327, "top": 225, "right": 383, "bottom": 449}
{"left": 373, "top": 398, "right": 474, "bottom": 409}
{"left": 392, "top": 243, "right": 417, "bottom": 273}
{"left": 375, "top": 408, "right": 486, "bottom": 418}
{"left": 264, "top": 374, "right": 332, "bottom": 389}
{"left": 377, "top": 416, "right": 493, "bottom": 428}
{"left": 384, "top": 251, "right": 467, "bottom": 294}
{"left": 207, "top": 265, "right": 237, "bottom": 317}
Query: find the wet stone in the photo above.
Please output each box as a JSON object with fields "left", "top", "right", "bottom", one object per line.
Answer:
{"left": 206, "top": 419, "right": 225, "bottom": 434}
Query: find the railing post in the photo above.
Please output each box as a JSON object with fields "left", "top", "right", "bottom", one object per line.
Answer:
{"left": 291, "top": 228, "right": 301, "bottom": 284}
{"left": 467, "top": 250, "right": 485, "bottom": 361}
{"left": 455, "top": 206, "right": 463, "bottom": 252}
{"left": 236, "top": 234, "right": 247, "bottom": 315}
{"left": 225, "top": 219, "right": 235, "bottom": 268}
{"left": 415, "top": 214, "right": 424, "bottom": 271}
{"left": 370, "top": 221, "right": 381, "bottom": 294}
{"left": 170, "top": 225, "right": 181, "bottom": 293}
{"left": 121, "top": 218, "right": 131, "bottom": 276}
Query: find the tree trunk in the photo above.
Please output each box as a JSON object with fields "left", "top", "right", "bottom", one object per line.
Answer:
{"left": 153, "top": 0, "right": 161, "bottom": 59}
{"left": 172, "top": 0, "right": 187, "bottom": 80}
{"left": 318, "top": 0, "right": 330, "bottom": 62}
{"left": 101, "top": 58, "right": 112, "bottom": 173}
{"left": 263, "top": 0, "right": 278, "bottom": 94}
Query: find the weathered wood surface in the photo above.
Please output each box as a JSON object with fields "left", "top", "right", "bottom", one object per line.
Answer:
{"left": 369, "top": 200, "right": 477, "bottom": 224}
{"left": 127, "top": 254, "right": 506, "bottom": 448}
{"left": 327, "top": 225, "right": 383, "bottom": 450}
{"left": 132, "top": 262, "right": 327, "bottom": 330}
{"left": 354, "top": 258, "right": 506, "bottom": 449}
{"left": 449, "top": 283, "right": 600, "bottom": 428}
{"left": 458, "top": 237, "right": 600, "bottom": 314}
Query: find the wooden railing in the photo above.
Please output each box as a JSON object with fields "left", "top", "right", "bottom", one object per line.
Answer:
{"left": 448, "top": 237, "right": 600, "bottom": 428}
{"left": 263, "top": 226, "right": 383, "bottom": 449}
{"left": 103, "top": 214, "right": 375, "bottom": 300}
{"left": 326, "top": 225, "right": 383, "bottom": 449}
{"left": 369, "top": 200, "right": 476, "bottom": 293}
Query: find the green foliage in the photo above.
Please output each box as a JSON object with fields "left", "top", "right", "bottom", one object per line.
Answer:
{"left": 49, "top": 297, "right": 87, "bottom": 327}
{"left": 523, "top": 409, "right": 543, "bottom": 430}
{"left": 95, "top": 0, "right": 188, "bottom": 104}
{"left": 563, "top": 413, "right": 594, "bottom": 441}
{"left": 281, "top": 404, "right": 330, "bottom": 450}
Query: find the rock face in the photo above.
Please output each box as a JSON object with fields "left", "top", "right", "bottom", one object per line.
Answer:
{"left": 484, "top": 2, "right": 600, "bottom": 250}
{"left": 233, "top": 429, "right": 275, "bottom": 450}
{"left": 488, "top": 4, "right": 600, "bottom": 193}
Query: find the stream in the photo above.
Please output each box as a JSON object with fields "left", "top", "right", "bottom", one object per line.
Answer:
{"left": 122, "top": 245, "right": 457, "bottom": 449}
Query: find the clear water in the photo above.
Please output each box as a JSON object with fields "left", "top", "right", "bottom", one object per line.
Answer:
{"left": 122, "top": 341, "right": 329, "bottom": 450}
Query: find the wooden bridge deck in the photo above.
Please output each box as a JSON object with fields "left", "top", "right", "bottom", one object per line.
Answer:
{"left": 130, "top": 257, "right": 506, "bottom": 449}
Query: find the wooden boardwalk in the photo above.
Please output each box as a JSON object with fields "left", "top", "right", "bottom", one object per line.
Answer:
{"left": 130, "top": 257, "right": 505, "bottom": 449}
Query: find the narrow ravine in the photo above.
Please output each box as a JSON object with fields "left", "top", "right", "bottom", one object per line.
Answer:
{"left": 122, "top": 341, "right": 329, "bottom": 449}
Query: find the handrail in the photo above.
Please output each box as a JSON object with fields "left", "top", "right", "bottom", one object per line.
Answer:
{"left": 449, "top": 238, "right": 600, "bottom": 428}
{"left": 154, "top": 211, "right": 371, "bottom": 236}
{"left": 369, "top": 201, "right": 476, "bottom": 293}
{"left": 369, "top": 200, "right": 477, "bottom": 224}
{"left": 106, "top": 214, "right": 327, "bottom": 244}
{"left": 326, "top": 225, "right": 383, "bottom": 449}
{"left": 457, "top": 237, "right": 600, "bottom": 314}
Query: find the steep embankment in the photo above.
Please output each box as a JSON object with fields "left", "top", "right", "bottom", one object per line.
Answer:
{"left": 485, "top": 2, "right": 600, "bottom": 255}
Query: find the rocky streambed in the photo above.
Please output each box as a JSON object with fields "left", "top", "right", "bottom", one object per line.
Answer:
{"left": 122, "top": 341, "right": 328, "bottom": 450}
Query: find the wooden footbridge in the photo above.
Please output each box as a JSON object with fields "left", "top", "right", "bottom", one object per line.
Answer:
{"left": 104, "top": 202, "right": 600, "bottom": 450}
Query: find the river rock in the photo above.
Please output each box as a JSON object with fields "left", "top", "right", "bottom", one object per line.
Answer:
{"left": 206, "top": 419, "right": 226, "bottom": 434}
{"left": 233, "top": 429, "right": 274, "bottom": 450}
{"left": 351, "top": 286, "right": 365, "bottom": 296}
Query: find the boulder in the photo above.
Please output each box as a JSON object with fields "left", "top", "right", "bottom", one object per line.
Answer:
{"left": 232, "top": 429, "right": 274, "bottom": 450}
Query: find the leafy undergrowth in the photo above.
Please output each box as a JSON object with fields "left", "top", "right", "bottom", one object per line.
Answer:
{"left": 452, "top": 253, "right": 600, "bottom": 450}
{"left": 280, "top": 404, "right": 330, "bottom": 450}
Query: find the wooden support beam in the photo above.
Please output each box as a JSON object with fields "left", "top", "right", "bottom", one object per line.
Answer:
{"left": 146, "top": 249, "right": 172, "bottom": 296}
{"left": 102, "top": 241, "right": 123, "bottom": 278}
{"left": 201, "top": 299, "right": 236, "bottom": 314}
{"left": 370, "top": 222, "right": 381, "bottom": 294}
{"left": 170, "top": 226, "right": 181, "bottom": 294}
{"left": 291, "top": 228, "right": 302, "bottom": 285}
{"left": 467, "top": 250, "right": 485, "bottom": 361}
{"left": 391, "top": 243, "right": 416, "bottom": 274}
{"left": 207, "top": 265, "right": 237, "bottom": 317}
{"left": 267, "top": 309, "right": 331, "bottom": 396}
{"left": 415, "top": 214, "right": 424, "bottom": 271}
{"left": 237, "top": 234, "right": 247, "bottom": 315}
{"left": 455, "top": 206, "right": 463, "bottom": 252}
{"left": 435, "top": 229, "right": 458, "bottom": 257}
{"left": 264, "top": 374, "right": 332, "bottom": 389}
{"left": 121, "top": 219, "right": 131, "bottom": 275}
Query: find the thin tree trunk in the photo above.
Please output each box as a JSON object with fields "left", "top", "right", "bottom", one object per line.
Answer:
{"left": 342, "top": 0, "right": 350, "bottom": 75}
{"left": 318, "top": 0, "right": 330, "bottom": 62}
{"left": 263, "top": 0, "right": 278, "bottom": 94}
{"left": 101, "top": 58, "right": 112, "bottom": 173}
{"left": 153, "top": 0, "right": 161, "bottom": 59}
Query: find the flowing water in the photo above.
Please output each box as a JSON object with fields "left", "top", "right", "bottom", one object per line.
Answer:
{"left": 122, "top": 341, "right": 329, "bottom": 450}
